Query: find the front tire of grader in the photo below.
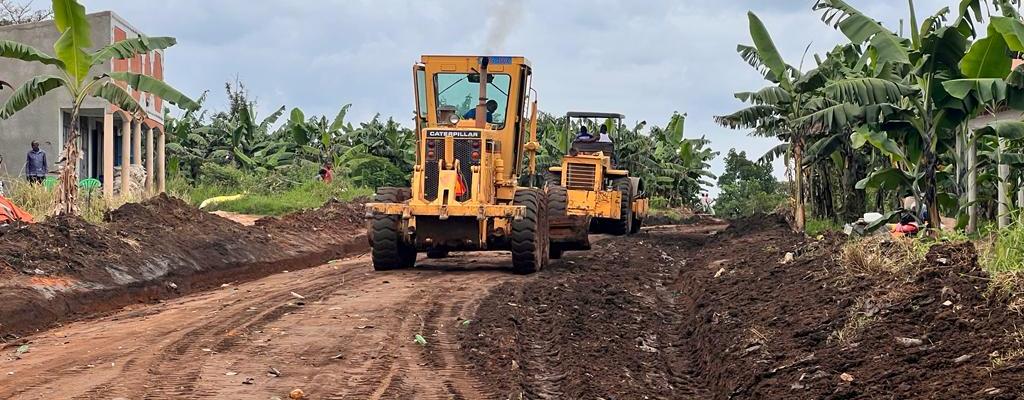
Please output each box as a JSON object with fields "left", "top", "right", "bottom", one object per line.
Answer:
{"left": 630, "top": 208, "right": 643, "bottom": 234}
{"left": 607, "top": 178, "right": 633, "bottom": 235}
{"left": 511, "top": 188, "right": 550, "bottom": 274}
{"left": 370, "top": 188, "right": 416, "bottom": 271}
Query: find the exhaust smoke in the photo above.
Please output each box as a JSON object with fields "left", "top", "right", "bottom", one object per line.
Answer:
{"left": 483, "top": 0, "right": 523, "bottom": 54}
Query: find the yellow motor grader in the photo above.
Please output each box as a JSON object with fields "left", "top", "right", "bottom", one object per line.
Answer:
{"left": 365, "top": 55, "right": 550, "bottom": 274}
{"left": 545, "top": 111, "right": 648, "bottom": 258}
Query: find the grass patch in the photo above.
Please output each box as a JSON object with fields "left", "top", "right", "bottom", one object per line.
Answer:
{"left": 3, "top": 178, "right": 139, "bottom": 225}
{"left": 169, "top": 177, "right": 371, "bottom": 216}
{"left": 838, "top": 236, "right": 928, "bottom": 279}
{"left": 805, "top": 218, "right": 842, "bottom": 237}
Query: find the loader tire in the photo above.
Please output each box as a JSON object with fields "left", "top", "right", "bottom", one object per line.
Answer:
{"left": 511, "top": 188, "right": 549, "bottom": 274}
{"left": 546, "top": 185, "right": 568, "bottom": 260}
{"left": 544, "top": 171, "right": 562, "bottom": 188}
{"left": 608, "top": 178, "right": 633, "bottom": 236}
{"left": 371, "top": 188, "right": 416, "bottom": 271}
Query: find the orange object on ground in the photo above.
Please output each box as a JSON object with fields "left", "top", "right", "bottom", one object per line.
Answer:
{"left": 889, "top": 222, "right": 919, "bottom": 238}
{"left": 0, "top": 196, "right": 33, "bottom": 224}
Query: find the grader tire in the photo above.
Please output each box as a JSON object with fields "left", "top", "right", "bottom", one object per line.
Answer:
{"left": 546, "top": 185, "right": 569, "bottom": 260}
{"left": 630, "top": 211, "right": 643, "bottom": 234}
{"left": 608, "top": 178, "right": 633, "bottom": 236}
{"left": 371, "top": 188, "right": 416, "bottom": 271}
{"left": 511, "top": 188, "right": 549, "bottom": 274}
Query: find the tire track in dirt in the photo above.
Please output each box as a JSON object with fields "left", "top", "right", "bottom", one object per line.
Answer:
{"left": 1, "top": 246, "right": 527, "bottom": 399}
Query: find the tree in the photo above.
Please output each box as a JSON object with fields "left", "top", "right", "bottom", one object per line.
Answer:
{"left": 716, "top": 12, "right": 816, "bottom": 231}
{"left": 0, "top": 0, "right": 51, "bottom": 26}
{"left": 716, "top": 149, "right": 787, "bottom": 218}
{"left": 0, "top": 0, "right": 198, "bottom": 215}
{"left": 811, "top": 0, "right": 1024, "bottom": 231}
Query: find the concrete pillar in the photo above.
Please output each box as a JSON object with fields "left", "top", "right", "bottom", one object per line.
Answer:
{"left": 103, "top": 112, "right": 114, "bottom": 199}
{"left": 132, "top": 118, "right": 142, "bottom": 166}
{"left": 121, "top": 117, "right": 131, "bottom": 199}
{"left": 157, "top": 130, "right": 166, "bottom": 193}
{"left": 146, "top": 126, "right": 154, "bottom": 195}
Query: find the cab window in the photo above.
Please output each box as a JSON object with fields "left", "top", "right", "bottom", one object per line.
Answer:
{"left": 434, "top": 73, "right": 511, "bottom": 127}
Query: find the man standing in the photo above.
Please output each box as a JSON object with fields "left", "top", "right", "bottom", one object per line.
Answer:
{"left": 25, "top": 141, "right": 47, "bottom": 184}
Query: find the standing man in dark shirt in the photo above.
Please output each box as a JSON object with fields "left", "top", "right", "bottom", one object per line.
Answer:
{"left": 25, "top": 141, "right": 47, "bottom": 184}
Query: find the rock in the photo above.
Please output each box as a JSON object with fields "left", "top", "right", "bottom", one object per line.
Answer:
{"left": 954, "top": 354, "right": 972, "bottom": 364}
{"left": 242, "top": 377, "right": 255, "bottom": 385}
{"left": 942, "top": 300, "right": 953, "bottom": 306}
{"left": 791, "top": 382, "right": 806, "bottom": 390}
{"left": 167, "top": 282, "right": 178, "bottom": 290}
{"left": 936, "top": 257, "right": 950, "bottom": 265}
{"left": 781, "top": 252, "right": 795, "bottom": 264}
{"left": 714, "top": 268, "right": 726, "bottom": 278}
{"left": 839, "top": 372, "right": 854, "bottom": 382}
{"left": 290, "top": 292, "right": 305, "bottom": 300}
{"left": 289, "top": 388, "right": 305, "bottom": 399}
{"left": 896, "top": 337, "right": 924, "bottom": 347}
{"left": 268, "top": 366, "right": 281, "bottom": 377}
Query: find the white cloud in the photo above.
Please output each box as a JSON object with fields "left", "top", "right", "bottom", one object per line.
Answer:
{"left": 82, "top": 0, "right": 959, "bottom": 191}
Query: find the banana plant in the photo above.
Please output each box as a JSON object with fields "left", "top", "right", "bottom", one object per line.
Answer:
{"left": 716, "top": 12, "right": 820, "bottom": 231}
{"left": 811, "top": 0, "right": 1024, "bottom": 230}
{"left": 0, "top": 0, "right": 197, "bottom": 215}
{"left": 192, "top": 102, "right": 287, "bottom": 171}
{"left": 288, "top": 104, "right": 353, "bottom": 168}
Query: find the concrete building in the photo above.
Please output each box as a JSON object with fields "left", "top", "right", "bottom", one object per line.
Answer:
{"left": 0, "top": 11, "right": 169, "bottom": 198}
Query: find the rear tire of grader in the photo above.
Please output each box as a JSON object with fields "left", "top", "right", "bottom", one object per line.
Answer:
{"left": 546, "top": 184, "right": 569, "bottom": 260}
{"left": 630, "top": 212, "right": 643, "bottom": 234}
{"left": 511, "top": 188, "right": 550, "bottom": 274}
{"left": 371, "top": 187, "right": 416, "bottom": 271}
{"left": 608, "top": 178, "right": 633, "bottom": 235}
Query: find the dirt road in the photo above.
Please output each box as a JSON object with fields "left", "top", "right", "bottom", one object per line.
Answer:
{"left": 8, "top": 215, "right": 1017, "bottom": 399}
{"left": 0, "top": 248, "right": 533, "bottom": 399}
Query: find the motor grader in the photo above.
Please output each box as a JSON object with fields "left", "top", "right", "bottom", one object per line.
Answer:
{"left": 545, "top": 111, "right": 648, "bottom": 258}
{"left": 365, "top": 55, "right": 550, "bottom": 274}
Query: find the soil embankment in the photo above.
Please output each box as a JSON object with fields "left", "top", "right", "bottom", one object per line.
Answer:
{"left": 462, "top": 216, "right": 1024, "bottom": 399}
{"left": 0, "top": 195, "right": 366, "bottom": 337}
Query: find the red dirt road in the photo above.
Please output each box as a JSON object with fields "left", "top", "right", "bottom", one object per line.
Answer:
{"left": 0, "top": 249, "right": 532, "bottom": 400}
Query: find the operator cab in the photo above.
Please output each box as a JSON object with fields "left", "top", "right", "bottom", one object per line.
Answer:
{"left": 566, "top": 111, "right": 624, "bottom": 158}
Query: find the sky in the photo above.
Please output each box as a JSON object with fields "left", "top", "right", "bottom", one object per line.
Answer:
{"left": 82, "top": 0, "right": 956, "bottom": 192}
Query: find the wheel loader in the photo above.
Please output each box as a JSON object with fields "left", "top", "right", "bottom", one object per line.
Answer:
{"left": 365, "top": 55, "right": 550, "bottom": 274}
{"left": 545, "top": 111, "right": 649, "bottom": 258}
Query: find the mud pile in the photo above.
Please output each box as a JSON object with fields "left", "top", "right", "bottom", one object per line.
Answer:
{"left": 462, "top": 217, "right": 1024, "bottom": 398}
{"left": 0, "top": 195, "right": 366, "bottom": 337}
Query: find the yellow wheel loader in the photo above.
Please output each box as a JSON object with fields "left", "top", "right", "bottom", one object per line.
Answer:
{"left": 366, "top": 55, "right": 550, "bottom": 274}
{"left": 545, "top": 112, "right": 649, "bottom": 258}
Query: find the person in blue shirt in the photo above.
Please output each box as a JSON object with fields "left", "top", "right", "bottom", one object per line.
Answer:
{"left": 25, "top": 141, "right": 47, "bottom": 184}
{"left": 574, "top": 126, "right": 596, "bottom": 143}
{"left": 463, "top": 99, "right": 498, "bottom": 123}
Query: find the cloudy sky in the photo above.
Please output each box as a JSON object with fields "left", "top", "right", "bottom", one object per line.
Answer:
{"left": 83, "top": 0, "right": 954, "bottom": 189}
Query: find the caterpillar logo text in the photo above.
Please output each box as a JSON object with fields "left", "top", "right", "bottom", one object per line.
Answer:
{"left": 426, "top": 130, "right": 481, "bottom": 139}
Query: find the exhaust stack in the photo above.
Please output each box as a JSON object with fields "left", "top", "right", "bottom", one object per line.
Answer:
{"left": 475, "top": 57, "right": 490, "bottom": 129}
